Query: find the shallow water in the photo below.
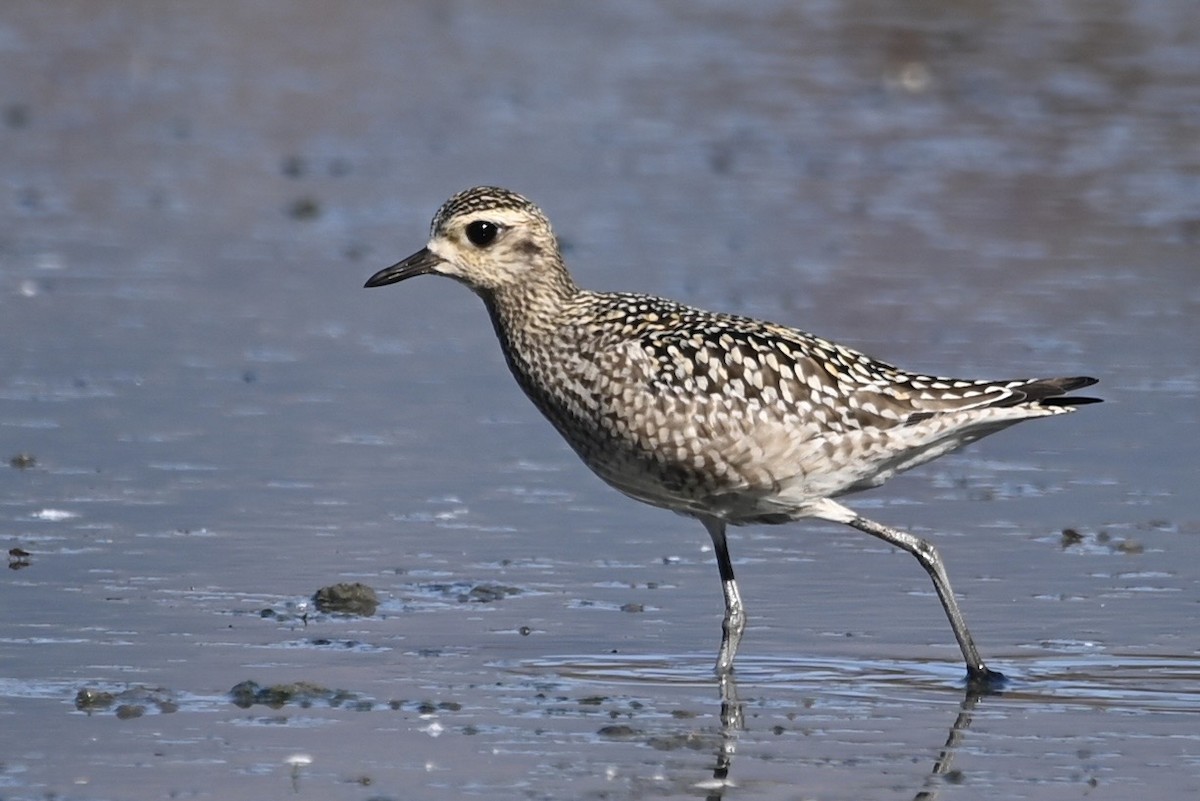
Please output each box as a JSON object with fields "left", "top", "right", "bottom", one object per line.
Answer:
{"left": 2, "top": 1, "right": 1198, "bottom": 799}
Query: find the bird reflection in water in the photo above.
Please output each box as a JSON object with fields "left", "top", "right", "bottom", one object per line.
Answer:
{"left": 698, "top": 673, "right": 997, "bottom": 800}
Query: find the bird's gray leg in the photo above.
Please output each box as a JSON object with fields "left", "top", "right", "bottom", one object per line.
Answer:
{"left": 701, "top": 517, "right": 745, "bottom": 675}
{"left": 807, "top": 499, "right": 1005, "bottom": 687}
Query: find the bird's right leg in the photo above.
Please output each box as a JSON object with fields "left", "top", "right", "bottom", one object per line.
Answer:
{"left": 702, "top": 517, "right": 745, "bottom": 675}
{"left": 806, "top": 498, "right": 1006, "bottom": 689}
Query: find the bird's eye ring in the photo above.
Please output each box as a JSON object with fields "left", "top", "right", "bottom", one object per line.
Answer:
{"left": 465, "top": 220, "right": 500, "bottom": 247}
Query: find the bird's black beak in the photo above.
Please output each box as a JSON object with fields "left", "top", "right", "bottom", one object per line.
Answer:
{"left": 364, "top": 247, "right": 444, "bottom": 288}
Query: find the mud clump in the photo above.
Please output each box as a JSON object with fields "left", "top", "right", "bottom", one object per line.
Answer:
{"left": 229, "top": 680, "right": 367, "bottom": 710}
{"left": 463, "top": 583, "right": 521, "bottom": 603}
{"left": 313, "top": 582, "right": 379, "bottom": 616}
{"left": 1060, "top": 528, "right": 1085, "bottom": 548}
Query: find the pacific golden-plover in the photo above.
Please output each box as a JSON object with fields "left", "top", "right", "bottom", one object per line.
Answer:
{"left": 365, "top": 186, "right": 1100, "bottom": 686}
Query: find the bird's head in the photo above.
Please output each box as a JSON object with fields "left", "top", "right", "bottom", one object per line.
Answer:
{"left": 365, "top": 186, "right": 567, "bottom": 297}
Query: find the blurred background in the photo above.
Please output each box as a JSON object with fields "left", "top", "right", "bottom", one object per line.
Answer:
{"left": 1, "top": 2, "right": 1197, "bottom": 799}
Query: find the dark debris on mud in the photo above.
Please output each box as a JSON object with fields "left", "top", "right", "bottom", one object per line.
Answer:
{"left": 75, "top": 685, "right": 179, "bottom": 717}
{"left": 8, "top": 547, "right": 32, "bottom": 569}
{"left": 9, "top": 452, "right": 36, "bottom": 469}
{"left": 1060, "top": 528, "right": 1145, "bottom": 554}
{"left": 416, "top": 581, "right": 523, "bottom": 603}
{"left": 229, "top": 680, "right": 467, "bottom": 716}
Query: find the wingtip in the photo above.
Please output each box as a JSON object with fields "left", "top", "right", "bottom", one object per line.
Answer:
{"left": 1039, "top": 376, "right": 1102, "bottom": 407}
{"left": 1058, "top": 376, "right": 1100, "bottom": 392}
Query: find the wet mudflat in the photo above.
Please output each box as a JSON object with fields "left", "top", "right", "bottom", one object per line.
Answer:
{"left": 2, "top": 2, "right": 1198, "bottom": 799}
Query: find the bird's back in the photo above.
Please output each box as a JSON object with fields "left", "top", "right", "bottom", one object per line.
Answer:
{"left": 483, "top": 287, "right": 1098, "bottom": 524}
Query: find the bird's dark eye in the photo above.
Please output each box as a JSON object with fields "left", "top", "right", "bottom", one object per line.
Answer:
{"left": 465, "top": 220, "right": 499, "bottom": 247}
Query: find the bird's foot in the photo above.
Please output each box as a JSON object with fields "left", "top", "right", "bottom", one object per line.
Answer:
{"left": 966, "top": 666, "right": 1008, "bottom": 694}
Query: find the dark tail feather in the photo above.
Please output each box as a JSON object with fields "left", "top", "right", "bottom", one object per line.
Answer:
{"left": 1027, "top": 376, "right": 1103, "bottom": 407}
{"left": 1042, "top": 394, "right": 1103, "bottom": 407}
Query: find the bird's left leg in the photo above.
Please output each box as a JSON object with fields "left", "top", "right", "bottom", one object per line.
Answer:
{"left": 701, "top": 516, "right": 745, "bottom": 675}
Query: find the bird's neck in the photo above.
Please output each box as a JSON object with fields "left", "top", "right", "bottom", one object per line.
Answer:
{"left": 479, "top": 267, "right": 580, "bottom": 340}
{"left": 476, "top": 269, "right": 583, "bottom": 411}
